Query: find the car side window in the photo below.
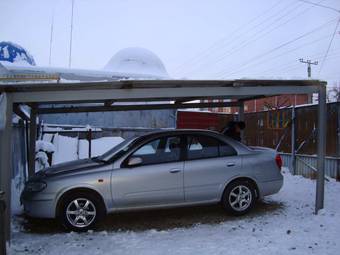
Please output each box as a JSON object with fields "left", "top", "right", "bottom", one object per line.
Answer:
{"left": 134, "top": 139, "right": 160, "bottom": 156}
{"left": 187, "top": 135, "right": 236, "bottom": 160}
{"left": 220, "top": 143, "right": 237, "bottom": 157}
{"left": 129, "top": 136, "right": 181, "bottom": 166}
{"left": 187, "top": 136, "right": 219, "bottom": 159}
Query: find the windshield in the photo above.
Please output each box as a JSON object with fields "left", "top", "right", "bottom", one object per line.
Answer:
{"left": 97, "top": 136, "right": 137, "bottom": 162}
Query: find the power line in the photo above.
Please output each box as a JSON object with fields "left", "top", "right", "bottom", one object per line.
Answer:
{"left": 258, "top": 47, "right": 340, "bottom": 75}
{"left": 173, "top": 0, "right": 285, "bottom": 73}
{"left": 318, "top": 17, "right": 340, "bottom": 75}
{"left": 219, "top": 32, "right": 333, "bottom": 76}
{"left": 186, "top": 0, "right": 324, "bottom": 78}
{"left": 48, "top": 5, "right": 55, "bottom": 66}
{"left": 186, "top": 1, "right": 305, "bottom": 76}
{"left": 298, "top": 0, "right": 340, "bottom": 13}
{"left": 209, "top": 0, "right": 326, "bottom": 78}
{"left": 173, "top": 0, "right": 295, "bottom": 75}
{"left": 243, "top": 50, "right": 340, "bottom": 77}
{"left": 68, "top": 0, "right": 75, "bottom": 68}
{"left": 217, "top": 18, "right": 337, "bottom": 78}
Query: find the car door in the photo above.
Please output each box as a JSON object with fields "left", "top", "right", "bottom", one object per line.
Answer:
{"left": 111, "top": 135, "right": 185, "bottom": 208}
{"left": 183, "top": 134, "right": 241, "bottom": 203}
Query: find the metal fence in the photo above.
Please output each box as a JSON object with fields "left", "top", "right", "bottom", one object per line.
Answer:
{"left": 280, "top": 153, "right": 339, "bottom": 180}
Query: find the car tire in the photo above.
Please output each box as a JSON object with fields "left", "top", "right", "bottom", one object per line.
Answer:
{"left": 59, "top": 191, "right": 105, "bottom": 232}
{"left": 221, "top": 180, "right": 256, "bottom": 216}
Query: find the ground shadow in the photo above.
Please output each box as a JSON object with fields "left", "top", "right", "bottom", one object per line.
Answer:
{"left": 15, "top": 199, "right": 284, "bottom": 234}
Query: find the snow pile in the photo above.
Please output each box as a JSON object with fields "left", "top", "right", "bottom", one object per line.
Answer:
{"left": 78, "top": 136, "right": 125, "bottom": 159}
{"left": 35, "top": 140, "right": 55, "bottom": 170}
{"left": 51, "top": 134, "right": 124, "bottom": 165}
{"left": 51, "top": 134, "right": 79, "bottom": 165}
{"left": 35, "top": 140, "right": 55, "bottom": 153}
{"left": 104, "top": 47, "right": 169, "bottom": 78}
{"left": 9, "top": 170, "right": 340, "bottom": 255}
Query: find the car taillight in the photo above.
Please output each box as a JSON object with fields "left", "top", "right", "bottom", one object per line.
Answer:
{"left": 275, "top": 154, "right": 282, "bottom": 170}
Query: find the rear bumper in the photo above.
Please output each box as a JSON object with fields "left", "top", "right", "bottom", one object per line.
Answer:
{"left": 258, "top": 178, "right": 283, "bottom": 197}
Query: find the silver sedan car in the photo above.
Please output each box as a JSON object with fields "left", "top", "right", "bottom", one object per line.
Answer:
{"left": 21, "top": 129, "right": 283, "bottom": 231}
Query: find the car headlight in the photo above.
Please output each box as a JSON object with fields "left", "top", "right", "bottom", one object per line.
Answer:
{"left": 25, "top": 181, "right": 47, "bottom": 192}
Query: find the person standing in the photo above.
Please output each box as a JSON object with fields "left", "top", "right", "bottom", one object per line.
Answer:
{"left": 221, "top": 121, "right": 245, "bottom": 142}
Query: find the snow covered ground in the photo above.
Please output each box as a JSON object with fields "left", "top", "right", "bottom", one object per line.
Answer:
{"left": 9, "top": 169, "right": 340, "bottom": 255}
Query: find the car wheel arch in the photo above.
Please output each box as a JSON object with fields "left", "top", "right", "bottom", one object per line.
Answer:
{"left": 55, "top": 186, "right": 107, "bottom": 218}
{"left": 221, "top": 176, "right": 260, "bottom": 200}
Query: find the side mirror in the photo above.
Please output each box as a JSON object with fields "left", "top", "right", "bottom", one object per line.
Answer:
{"left": 127, "top": 157, "right": 143, "bottom": 167}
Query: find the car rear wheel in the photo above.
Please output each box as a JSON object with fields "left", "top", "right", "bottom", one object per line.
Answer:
{"left": 59, "top": 192, "right": 104, "bottom": 231}
{"left": 222, "top": 180, "right": 256, "bottom": 216}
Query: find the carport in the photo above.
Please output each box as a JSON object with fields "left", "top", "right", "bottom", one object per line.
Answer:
{"left": 0, "top": 79, "right": 327, "bottom": 252}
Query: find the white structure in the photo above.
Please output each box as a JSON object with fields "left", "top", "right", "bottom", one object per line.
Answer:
{"left": 104, "top": 47, "right": 169, "bottom": 78}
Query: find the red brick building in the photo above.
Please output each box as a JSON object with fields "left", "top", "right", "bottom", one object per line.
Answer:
{"left": 207, "top": 94, "right": 310, "bottom": 113}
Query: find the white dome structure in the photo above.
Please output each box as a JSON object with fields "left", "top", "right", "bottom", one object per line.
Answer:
{"left": 104, "top": 47, "right": 169, "bottom": 78}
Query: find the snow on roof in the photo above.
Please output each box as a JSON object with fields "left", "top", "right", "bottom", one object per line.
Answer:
{"left": 104, "top": 47, "right": 169, "bottom": 78}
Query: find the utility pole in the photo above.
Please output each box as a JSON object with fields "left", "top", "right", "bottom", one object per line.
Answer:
{"left": 299, "top": 58, "right": 318, "bottom": 78}
{"left": 299, "top": 58, "right": 318, "bottom": 103}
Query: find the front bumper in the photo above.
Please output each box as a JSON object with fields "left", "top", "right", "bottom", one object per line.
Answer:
{"left": 21, "top": 191, "right": 56, "bottom": 218}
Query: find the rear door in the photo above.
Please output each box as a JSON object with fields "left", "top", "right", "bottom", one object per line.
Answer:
{"left": 183, "top": 134, "right": 241, "bottom": 202}
{"left": 111, "top": 135, "right": 185, "bottom": 208}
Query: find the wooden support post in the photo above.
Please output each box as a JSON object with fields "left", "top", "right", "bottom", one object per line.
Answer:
{"left": 315, "top": 83, "right": 327, "bottom": 214}
{"left": 0, "top": 93, "right": 13, "bottom": 253}
{"left": 28, "top": 107, "right": 37, "bottom": 177}
{"left": 291, "top": 106, "right": 297, "bottom": 175}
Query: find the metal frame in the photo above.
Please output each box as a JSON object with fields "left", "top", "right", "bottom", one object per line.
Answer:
{"left": 0, "top": 79, "right": 327, "bottom": 251}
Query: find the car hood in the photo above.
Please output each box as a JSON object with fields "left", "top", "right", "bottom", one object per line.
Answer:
{"left": 41, "top": 158, "right": 104, "bottom": 177}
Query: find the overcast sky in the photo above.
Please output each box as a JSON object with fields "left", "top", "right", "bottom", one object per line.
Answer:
{"left": 1, "top": 0, "right": 339, "bottom": 84}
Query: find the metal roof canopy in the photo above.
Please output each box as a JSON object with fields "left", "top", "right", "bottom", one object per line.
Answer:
{"left": 0, "top": 79, "right": 327, "bottom": 251}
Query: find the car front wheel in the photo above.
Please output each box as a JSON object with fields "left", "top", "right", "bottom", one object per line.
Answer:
{"left": 59, "top": 192, "right": 104, "bottom": 231}
{"left": 222, "top": 180, "right": 256, "bottom": 215}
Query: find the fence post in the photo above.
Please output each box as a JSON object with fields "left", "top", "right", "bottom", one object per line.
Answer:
{"left": 291, "top": 106, "right": 297, "bottom": 175}
{"left": 315, "top": 83, "right": 327, "bottom": 214}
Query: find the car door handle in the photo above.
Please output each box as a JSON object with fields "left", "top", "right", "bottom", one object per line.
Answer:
{"left": 226, "top": 162, "right": 236, "bottom": 167}
{"left": 169, "top": 169, "right": 181, "bottom": 173}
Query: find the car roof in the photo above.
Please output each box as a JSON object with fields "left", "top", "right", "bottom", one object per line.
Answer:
{"left": 141, "top": 129, "right": 221, "bottom": 138}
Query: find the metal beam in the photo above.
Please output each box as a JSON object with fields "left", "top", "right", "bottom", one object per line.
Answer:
{"left": 315, "top": 83, "right": 327, "bottom": 214}
{"left": 11, "top": 85, "right": 319, "bottom": 104}
{"left": 0, "top": 79, "right": 323, "bottom": 93}
{"left": 0, "top": 92, "right": 13, "bottom": 250}
{"left": 36, "top": 101, "right": 242, "bottom": 114}
{"left": 28, "top": 107, "right": 37, "bottom": 177}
